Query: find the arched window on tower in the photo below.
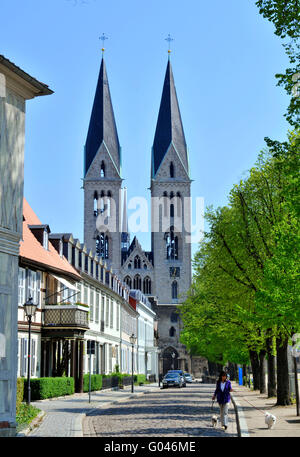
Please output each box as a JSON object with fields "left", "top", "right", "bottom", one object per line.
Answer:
{"left": 143, "top": 276, "right": 151, "bottom": 295}
{"left": 96, "top": 233, "right": 109, "bottom": 259}
{"left": 172, "top": 281, "right": 178, "bottom": 299}
{"left": 163, "top": 191, "right": 168, "bottom": 217}
{"left": 94, "top": 191, "right": 98, "bottom": 216}
{"left": 165, "top": 227, "right": 179, "bottom": 260}
{"left": 133, "top": 274, "right": 142, "bottom": 291}
{"left": 100, "top": 191, "right": 105, "bottom": 214}
{"left": 176, "top": 192, "right": 182, "bottom": 216}
{"left": 170, "top": 162, "right": 175, "bottom": 178}
{"left": 107, "top": 191, "right": 112, "bottom": 217}
{"left": 170, "top": 204, "right": 174, "bottom": 218}
{"left": 124, "top": 276, "right": 132, "bottom": 289}
{"left": 100, "top": 161, "right": 105, "bottom": 177}
{"left": 134, "top": 256, "right": 141, "bottom": 269}
{"left": 169, "top": 326, "right": 176, "bottom": 337}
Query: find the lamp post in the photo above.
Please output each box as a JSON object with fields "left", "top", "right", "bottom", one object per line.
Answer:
{"left": 157, "top": 348, "right": 161, "bottom": 387}
{"left": 129, "top": 334, "right": 136, "bottom": 393}
{"left": 23, "top": 297, "right": 38, "bottom": 405}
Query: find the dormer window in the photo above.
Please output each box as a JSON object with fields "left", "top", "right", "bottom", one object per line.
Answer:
{"left": 59, "top": 240, "right": 63, "bottom": 257}
{"left": 43, "top": 230, "right": 49, "bottom": 250}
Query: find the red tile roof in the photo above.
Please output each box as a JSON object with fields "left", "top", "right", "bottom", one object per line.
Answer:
{"left": 20, "top": 198, "right": 81, "bottom": 279}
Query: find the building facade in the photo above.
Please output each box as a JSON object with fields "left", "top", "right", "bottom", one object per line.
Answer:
{"left": 0, "top": 55, "right": 52, "bottom": 436}
{"left": 18, "top": 199, "right": 159, "bottom": 393}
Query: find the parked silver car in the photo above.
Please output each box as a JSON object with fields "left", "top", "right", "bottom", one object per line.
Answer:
{"left": 184, "top": 372, "right": 193, "bottom": 383}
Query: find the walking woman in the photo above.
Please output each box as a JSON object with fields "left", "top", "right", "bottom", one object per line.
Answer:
{"left": 212, "top": 371, "right": 233, "bottom": 430}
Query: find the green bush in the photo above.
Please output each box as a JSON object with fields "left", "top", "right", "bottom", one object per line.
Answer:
{"left": 24, "top": 377, "right": 75, "bottom": 400}
{"left": 16, "top": 378, "right": 25, "bottom": 413}
{"left": 16, "top": 403, "right": 41, "bottom": 432}
{"left": 83, "top": 374, "right": 102, "bottom": 392}
{"left": 134, "top": 374, "right": 146, "bottom": 384}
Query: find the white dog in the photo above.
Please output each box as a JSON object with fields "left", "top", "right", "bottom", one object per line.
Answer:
{"left": 211, "top": 414, "right": 218, "bottom": 427}
{"left": 265, "top": 412, "right": 276, "bottom": 429}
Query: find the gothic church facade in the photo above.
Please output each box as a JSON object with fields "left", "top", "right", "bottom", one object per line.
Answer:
{"left": 83, "top": 54, "right": 202, "bottom": 375}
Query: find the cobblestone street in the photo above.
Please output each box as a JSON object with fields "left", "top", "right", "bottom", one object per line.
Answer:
{"left": 83, "top": 383, "right": 237, "bottom": 437}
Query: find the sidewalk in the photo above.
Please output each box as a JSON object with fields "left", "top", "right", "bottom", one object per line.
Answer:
{"left": 18, "top": 383, "right": 159, "bottom": 438}
{"left": 231, "top": 381, "right": 300, "bottom": 437}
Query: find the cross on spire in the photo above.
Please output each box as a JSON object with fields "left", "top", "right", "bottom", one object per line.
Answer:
{"left": 165, "top": 33, "right": 174, "bottom": 57}
{"left": 99, "top": 33, "right": 108, "bottom": 55}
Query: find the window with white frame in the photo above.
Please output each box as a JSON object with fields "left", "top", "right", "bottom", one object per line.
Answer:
{"left": 105, "top": 297, "right": 109, "bottom": 327}
{"left": 62, "top": 284, "right": 75, "bottom": 304}
{"left": 43, "top": 230, "right": 49, "bottom": 250}
{"left": 20, "top": 338, "right": 37, "bottom": 377}
{"left": 116, "top": 303, "right": 120, "bottom": 331}
{"left": 90, "top": 288, "right": 94, "bottom": 322}
{"left": 101, "top": 295, "right": 105, "bottom": 330}
{"left": 83, "top": 284, "right": 88, "bottom": 306}
{"left": 18, "top": 268, "right": 26, "bottom": 306}
{"left": 110, "top": 300, "right": 114, "bottom": 329}
{"left": 95, "top": 292, "right": 100, "bottom": 323}
{"left": 27, "top": 269, "right": 40, "bottom": 306}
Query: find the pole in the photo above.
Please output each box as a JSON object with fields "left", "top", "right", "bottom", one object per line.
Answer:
{"left": 131, "top": 344, "right": 134, "bottom": 393}
{"left": 27, "top": 316, "right": 32, "bottom": 405}
{"left": 158, "top": 352, "right": 160, "bottom": 388}
{"left": 89, "top": 352, "right": 92, "bottom": 403}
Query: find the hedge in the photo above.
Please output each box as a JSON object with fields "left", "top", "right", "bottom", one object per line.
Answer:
{"left": 20, "top": 373, "right": 146, "bottom": 400}
{"left": 134, "top": 374, "right": 146, "bottom": 384}
{"left": 23, "top": 377, "right": 75, "bottom": 401}
{"left": 83, "top": 374, "right": 102, "bottom": 392}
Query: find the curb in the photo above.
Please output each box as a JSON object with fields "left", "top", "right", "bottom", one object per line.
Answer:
{"left": 16, "top": 410, "right": 46, "bottom": 437}
{"left": 231, "top": 394, "right": 249, "bottom": 437}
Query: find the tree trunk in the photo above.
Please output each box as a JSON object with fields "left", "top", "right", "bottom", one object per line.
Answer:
{"left": 242, "top": 364, "right": 247, "bottom": 385}
{"left": 266, "top": 336, "right": 277, "bottom": 397}
{"left": 292, "top": 337, "right": 300, "bottom": 416}
{"left": 259, "top": 350, "right": 267, "bottom": 394}
{"left": 249, "top": 350, "right": 260, "bottom": 390}
{"left": 276, "top": 337, "right": 291, "bottom": 406}
{"left": 234, "top": 363, "right": 238, "bottom": 381}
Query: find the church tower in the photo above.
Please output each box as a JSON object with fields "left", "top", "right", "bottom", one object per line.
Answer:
{"left": 83, "top": 54, "right": 122, "bottom": 273}
{"left": 151, "top": 58, "right": 192, "bottom": 373}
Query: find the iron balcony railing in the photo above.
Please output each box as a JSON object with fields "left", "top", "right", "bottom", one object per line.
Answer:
{"left": 43, "top": 304, "right": 89, "bottom": 329}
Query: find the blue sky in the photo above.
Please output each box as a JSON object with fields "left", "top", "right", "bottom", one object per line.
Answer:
{"left": 1, "top": 0, "right": 290, "bottom": 260}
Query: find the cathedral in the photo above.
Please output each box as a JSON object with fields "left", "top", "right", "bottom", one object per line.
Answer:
{"left": 83, "top": 52, "right": 205, "bottom": 376}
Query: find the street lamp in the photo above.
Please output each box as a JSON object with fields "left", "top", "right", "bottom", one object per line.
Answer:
{"left": 129, "top": 334, "right": 136, "bottom": 393}
{"left": 23, "top": 297, "right": 38, "bottom": 405}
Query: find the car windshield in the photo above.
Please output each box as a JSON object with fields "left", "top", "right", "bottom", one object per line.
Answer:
{"left": 185, "top": 373, "right": 191, "bottom": 376}
{"left": 165, "top": 373, "right": 179, "bottom": 378}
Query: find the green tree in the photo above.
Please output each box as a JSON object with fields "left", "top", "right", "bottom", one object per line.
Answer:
{"left": 255, "top": 0, "right": 300, "bottom": 126}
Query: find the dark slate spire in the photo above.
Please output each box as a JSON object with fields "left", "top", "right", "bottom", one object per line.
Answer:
{"left": 84, "top": 57, "right": 121, "bottom": 176}
{"left": 152, "top": 60, "right": 189, "bottom": 178}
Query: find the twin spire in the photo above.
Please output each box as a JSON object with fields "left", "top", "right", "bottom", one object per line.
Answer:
{"left": 84, "top": 54, "right": 188, "bottom": 179}
{"left": 84, "top": 57, "right": 121, "bottom": 177}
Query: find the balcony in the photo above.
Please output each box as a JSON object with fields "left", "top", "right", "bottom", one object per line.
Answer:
{"left": 43, "top": 304, "right": 89, "bottom": 330}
